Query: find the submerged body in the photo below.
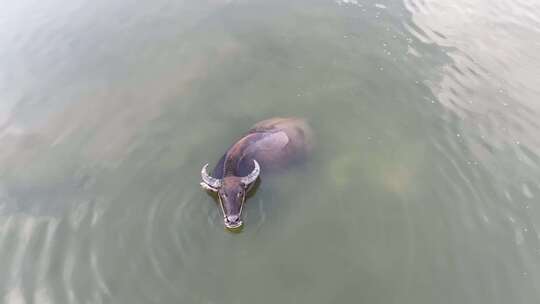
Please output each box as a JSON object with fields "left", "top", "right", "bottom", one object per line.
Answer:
{"left": 200, "top": 117, "right": 313, "bottom": 229}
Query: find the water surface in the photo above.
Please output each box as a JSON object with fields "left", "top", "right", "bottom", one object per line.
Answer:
{"left": 1, "top": 0, "right": 540, "bottom": 303}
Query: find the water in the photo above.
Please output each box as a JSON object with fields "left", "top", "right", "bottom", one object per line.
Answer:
{"left": 1, "top": 0, "right": 539, "bottom": 303}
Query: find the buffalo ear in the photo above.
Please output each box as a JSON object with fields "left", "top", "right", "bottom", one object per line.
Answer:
{"left": 243, "top": 180, "right": 256, "bottom": 192}
{"left": 200, "top": 182, "right": 218, "bottom": 192}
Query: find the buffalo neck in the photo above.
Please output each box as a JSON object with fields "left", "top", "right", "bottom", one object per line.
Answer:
{"left": 222, "top": 133, "right": 261, "bottom": 177}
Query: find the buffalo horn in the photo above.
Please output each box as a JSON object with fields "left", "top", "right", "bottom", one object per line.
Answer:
{"left": 241, "top": 160, "right": 260, "bottom": 185}
{"left": 201, "top": 164, "right": 222, "bottom": 188}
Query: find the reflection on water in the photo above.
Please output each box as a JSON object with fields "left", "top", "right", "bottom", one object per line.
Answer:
{"left": 1, "top": 0, "right": 539, "bottom": 303}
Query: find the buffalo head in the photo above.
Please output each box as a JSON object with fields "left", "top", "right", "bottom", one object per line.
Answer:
{"left": 200, "top": 160, "right": 260, "bottom": 229}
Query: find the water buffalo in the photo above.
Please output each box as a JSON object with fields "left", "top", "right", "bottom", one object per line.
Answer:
{"left": 200, "top": 117, "right": 313, "bottom": 229}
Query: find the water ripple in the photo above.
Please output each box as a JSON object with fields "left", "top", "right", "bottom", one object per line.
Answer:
{"left": 404, "top": 0, "right": 540, "bottom": 298}
{"left": 0, "top": 0, "right": 539, "bottom": 303}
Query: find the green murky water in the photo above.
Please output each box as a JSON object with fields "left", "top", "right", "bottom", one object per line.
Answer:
{"left": 1, "top": 0, "right": 540, "bottom": 303}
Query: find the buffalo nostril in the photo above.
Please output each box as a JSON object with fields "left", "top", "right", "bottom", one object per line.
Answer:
{"left": 226, "top": 215, "right": 240, "bottom": 223}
